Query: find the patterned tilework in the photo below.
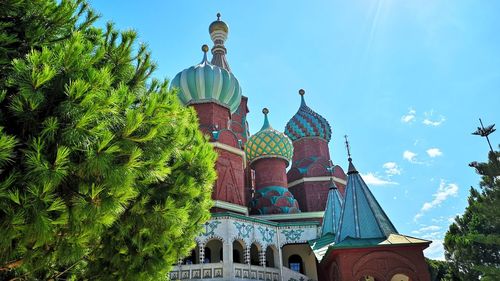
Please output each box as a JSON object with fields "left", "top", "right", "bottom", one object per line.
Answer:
{"left": 250, "top": 186, "right": 301, "bottom": 214}
{"left": 284, "top": 95, "right": 332, "bottom": 142}
{"left": 245, "top": 126, "right": 293, "bottom": 165}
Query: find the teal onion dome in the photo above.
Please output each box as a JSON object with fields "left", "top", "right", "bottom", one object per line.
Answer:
{"left": 170, "top": 45, "right": 242, "bottom": 113}
{"left": 245, "top": 108, "right": 294, "bottom": 166}
{"left": 284, "top": 89, "right": 332, "bottom": 142}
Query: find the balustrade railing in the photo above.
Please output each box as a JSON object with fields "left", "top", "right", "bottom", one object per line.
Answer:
{"left": 169, "top": 263, "right": 281, "bottom": 280}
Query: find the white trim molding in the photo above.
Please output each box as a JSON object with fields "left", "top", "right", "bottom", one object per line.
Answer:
{"left": 213, "top": 200, "right": 248, "bottom": 215}
{"left": 288, "top": 176, "right": 347, "bottom": 188}
{"left": 210, "top": 142, "right": 246, "bottom": 168}
{"left": 252, "top": 211, "right": 325, "bottom": 221}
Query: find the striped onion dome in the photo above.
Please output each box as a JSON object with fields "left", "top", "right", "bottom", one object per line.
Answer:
{"left": 284, "top": 89, "right": 332, "bottom": 142}
{"left": 170, "top": 45, "right": 242, "bottom": 113}
{"left": 245, "top": 108, "right": 294, "bottom": 166}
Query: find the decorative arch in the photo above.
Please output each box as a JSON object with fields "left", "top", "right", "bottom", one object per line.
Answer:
{"left": 352, "top": 250, "right": 418, "bottom": 279}
{"left": 353, "top": 271, "right": 384, "bottom": 281}
{"left": 204, "top": 238, "right": 224, "bottom": 263}
{"left": 250, "top": 242, "right": 261, "bottom": 266}
{"left": 232, "top": 239, "right": 246, "bottom": 264}
{"left": 217, "top": 129, "right": 240, "bottom": 147}
{"left": 249, "top": 239, "right": 264, "bottom": 250}
{"left": 265, "top": 245, "right": 279, "bottom": 268}
{"left": 390, "top": 273, "right": 410, "bottom": 281}
{"left": 200, "top": 234, "right": 226, "bottom": 245}
{"left": 288, "top": 254, "right": 304, "bottom": 274}
{"left": 387, "top": 267, "right": 419, "bottom": 281}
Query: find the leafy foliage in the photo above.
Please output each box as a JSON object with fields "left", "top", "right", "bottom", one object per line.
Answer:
{"left": 444, "top": 149, "right": 500, "bottom": 280}
{"left": 0, "top": 1, "right": 216, "bottom": 280}
{"left": 426, "top": 258, "right": 459, "bottom": 281}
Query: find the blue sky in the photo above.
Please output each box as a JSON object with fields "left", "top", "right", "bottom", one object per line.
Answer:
{"left": 88, "top": 0, "right": 500, "bottom": 260}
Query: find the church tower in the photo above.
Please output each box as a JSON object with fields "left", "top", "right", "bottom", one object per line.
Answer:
{"left": 285, "top": 89, "right": 347, "bottom": 212}
{"left": 170, "top": 15, "right": 247, "bottom": 212}
{"left": 246, "top": 109, "right": 300, "bottom": 214}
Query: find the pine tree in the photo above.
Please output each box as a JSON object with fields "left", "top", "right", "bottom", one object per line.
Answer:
{"left": 444, "top": 149, "right": 500, "bottom": 280}
{"left": 0, "top": 1, "right": 217, "bottom": 280}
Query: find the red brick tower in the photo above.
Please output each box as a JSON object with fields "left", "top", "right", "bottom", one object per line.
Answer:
{"left": 285, "top": 89, "right": 347, "bottom": 212}
{"left": 170, "top": 15, "right": 247, "bottom": 213}
{"left": 245, "top": 109, "right": 300, "bottom": 214}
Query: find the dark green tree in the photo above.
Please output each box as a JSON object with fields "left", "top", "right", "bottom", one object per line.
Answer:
{"left": 0, "top": 1, "right": 216, "bottom": 280}
{"left": 426, "top": 258, "right": 459, "bottom": 281}
{"left": 444, "top": 149, "right": 500, "bottom": 280}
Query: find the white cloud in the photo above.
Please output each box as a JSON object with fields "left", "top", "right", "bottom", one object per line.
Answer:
{"left": 401, "top": 108, "right": 416, "bottom": 123}
{"left": 383, "top": 162, "right": 401, "bottom": 175}
{"left": 423, "top": 111, "right": 446, "bottom": 126}
{"left": 360, "top": 173, "right": 398, "bottom": 186}
{"left": 424, "top": 240, "right": 445, "bottom": 260}
{"left": 426, "top": 148, "right": 443, "bottom": 158}
{"left": 403, "top": 150, "right": 418, "bottom": 163}
{"left": 415, "top": 180, "right": 459, "bottom": 220}
{"left": 412, "top": 225, "right": 441, "bottom": 234}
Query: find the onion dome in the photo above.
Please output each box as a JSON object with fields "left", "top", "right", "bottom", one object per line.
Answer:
{"left": 170, "top": 45, "right": 242, "bottom": 113}
{"left": 209, "top": 13, "right": 229, "bottom": 34}
{"left": 245, "top": 108, "right": 294, "bottom": 166}
{"left": 285, "top": 89, "right": 332, "bottom": 142}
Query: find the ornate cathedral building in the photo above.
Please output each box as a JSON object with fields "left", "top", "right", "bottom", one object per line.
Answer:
{"left": 168, "top": 14, "right": 432, "bottom": 281}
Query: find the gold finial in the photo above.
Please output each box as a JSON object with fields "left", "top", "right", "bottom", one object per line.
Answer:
{"left": 202, "top": 44, "right": 209, "bottom": 53}
{"left": 262, "top": 108, "right": 269, "bottom": 115}
{"left": 299, "top": 89, "right": 305, "bottom": 96}
{"left": 217, "top": 13, "right": 221, "bottom": 21}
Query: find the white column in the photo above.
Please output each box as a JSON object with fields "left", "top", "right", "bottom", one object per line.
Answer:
{"left": 222, "top": 240, "right": 233, "bottom": 280}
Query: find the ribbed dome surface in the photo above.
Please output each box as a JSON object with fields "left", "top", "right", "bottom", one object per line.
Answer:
{"left": 170, "top": 47, "right": 241, "bottom": 113}
{"left": 285, "top": 90, "right": 332, "bottom": 142}
{"left": 245, "top": 109, "right": 293, "bottom": 165}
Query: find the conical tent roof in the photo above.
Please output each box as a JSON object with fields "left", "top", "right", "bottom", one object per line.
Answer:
{"left": 336, "top": 158, "right": 398, "bottom": 243}
{"left": 321, "top": 180, "right": 343, "bottom": 237}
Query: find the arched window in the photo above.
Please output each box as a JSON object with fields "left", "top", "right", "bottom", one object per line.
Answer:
{"left": 288, "top": 254, "right": 304, "bottom": 274}
{"left": 265, "top": 246, "right": 276, "bottom": 268}
{"left": 250, "top": 243, "right": 260, "bottom": 266}
{"left": 183, "top": 249, "right": 196, "bottom": 264}
{"left": 205, "top": 239, "right": 223, "bottom": 263}
{"left": 391, "top": 274, "right": 410, "bottom": 281}
{"left": 204, "top": 247, "right": 211, "bottom": 263}
{"left": 233, "top": 240, "right": 245, "bottom": 263}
